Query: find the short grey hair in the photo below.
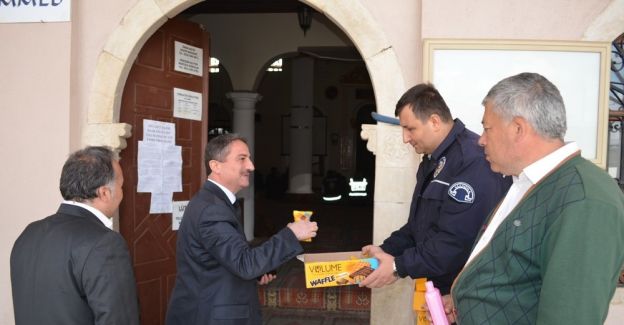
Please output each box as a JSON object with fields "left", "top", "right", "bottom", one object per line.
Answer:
{"left": 482, "top": 72, "right": 567, "bottom": 140}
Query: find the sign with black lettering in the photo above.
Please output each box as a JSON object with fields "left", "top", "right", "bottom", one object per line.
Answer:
{"left": 0, "top": 0, "right": 71, "bottom": 23}
{"left": 174, "top": 41, "right": 203, "bottom": 77}
{"left": 172, "top": 201, "right": 189, "bottom": 230}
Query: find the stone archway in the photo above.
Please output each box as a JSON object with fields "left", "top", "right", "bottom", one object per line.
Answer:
{"left": 83, "top": 0, "right": 406, "bottom": 152}
{"left": 84, "top": 0, "right": 412, "bottom": 323}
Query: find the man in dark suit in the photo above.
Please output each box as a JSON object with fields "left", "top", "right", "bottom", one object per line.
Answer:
{"left": 10, "top": 146, "right": 139, "bottom": 325}
{"left": 166, "top": 134, "right": 318, "bottom": 325}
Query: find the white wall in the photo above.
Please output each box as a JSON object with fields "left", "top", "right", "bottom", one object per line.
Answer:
{"left": 0, "top": 22, "right": 71, "bottom": 324}
{"left": 422, "top": 0, "right": 610, "bottom": 40}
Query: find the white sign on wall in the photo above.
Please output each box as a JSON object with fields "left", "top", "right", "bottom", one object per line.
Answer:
{"left": 0, "top": 0, "right": 71, "bottom": 23}
{"left": 174, "top": 41, "right": 203, "bottom": 77}
{"left": 173, "top": 87, "right": 202, "bottom": 121}
{"left": 143, "top": 119, "right": 175, "bottom": 145}
{"left": 171, "top": 201, "right": 189, "bottom": 230}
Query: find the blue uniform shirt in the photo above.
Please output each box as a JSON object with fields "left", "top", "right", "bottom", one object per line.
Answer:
{"left": 380, "top": 119, "right": 511, "bottom": 294}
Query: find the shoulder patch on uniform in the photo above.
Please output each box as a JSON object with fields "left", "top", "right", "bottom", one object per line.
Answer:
{"left": 448, "top": 182, "right": 475, "bottom": 203}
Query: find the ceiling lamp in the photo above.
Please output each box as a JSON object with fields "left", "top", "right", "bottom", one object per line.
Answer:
{"left": 298, "top": 5, "right": 312, "bottom": 36}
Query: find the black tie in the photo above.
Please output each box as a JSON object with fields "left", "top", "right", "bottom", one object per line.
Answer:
{"left": 233, "top": 200, "right": 243, "bottom": 224}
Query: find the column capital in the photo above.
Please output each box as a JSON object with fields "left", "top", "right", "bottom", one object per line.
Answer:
{"left": 226, "top": 91, "right": 263, "bottom": 103}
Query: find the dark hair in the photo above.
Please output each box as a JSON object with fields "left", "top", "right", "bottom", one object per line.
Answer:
{"left": 205, "top": 133, "right": 248, "bottom": 175}
{"left": 394, "top": 83, "right": 453, "bottom": 122}
{"left": 59, "top": 146, "right": 117, "bottom": 202}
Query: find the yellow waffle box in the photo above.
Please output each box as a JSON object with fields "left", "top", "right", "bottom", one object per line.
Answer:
{"left": 293, "top": 210, "right": 313, "bottom": 242}
{"left": 301, "top": 251, "right": 379, "bottom": 288}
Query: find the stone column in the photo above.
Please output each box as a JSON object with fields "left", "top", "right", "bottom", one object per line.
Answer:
{"left": 288, "top": 57, "right": 314, "bottom": 194}
{"left": 226, "top": 91, "right": 262, "bottom": 240}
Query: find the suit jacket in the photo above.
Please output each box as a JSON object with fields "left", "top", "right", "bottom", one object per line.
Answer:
{"left": 166, "top": 181, "right": 302, "bottom": 325}
{"left": 10, "top": 203, "right": 140, "bottom": 325}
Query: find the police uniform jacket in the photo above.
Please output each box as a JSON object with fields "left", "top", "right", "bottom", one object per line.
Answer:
{"left": 380, "top": 119, "right": 510, "bottom": 294}
{"left": 166, "top": 180, "right": 302, "bottom": 325}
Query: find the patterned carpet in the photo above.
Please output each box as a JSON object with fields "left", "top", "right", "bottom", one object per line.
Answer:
{"left": 259, "top": 259, "right": 371, "bottom": 324}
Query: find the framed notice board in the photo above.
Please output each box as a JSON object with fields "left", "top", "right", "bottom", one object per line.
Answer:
{"left": 423, "top": 39, "right": 611, "bottom": 167}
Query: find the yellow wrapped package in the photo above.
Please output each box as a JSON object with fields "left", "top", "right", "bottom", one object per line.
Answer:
{"left": 413, "top": 278, "right": 430, "bottom": 325}
{"left": 292, "top": 210, "right": 313, "bottom": 242}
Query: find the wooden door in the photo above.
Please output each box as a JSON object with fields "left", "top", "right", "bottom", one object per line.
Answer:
{"left": 119, "top": 18, "right": 209, "bottom": 325}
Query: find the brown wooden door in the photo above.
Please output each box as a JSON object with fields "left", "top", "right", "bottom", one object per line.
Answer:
{"left": 119, "top": 18, "right": 209, "bottom": 325}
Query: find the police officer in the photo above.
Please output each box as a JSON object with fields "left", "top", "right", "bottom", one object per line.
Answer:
{"left": 359, "top": 84, "right": 511, "bottom": 294}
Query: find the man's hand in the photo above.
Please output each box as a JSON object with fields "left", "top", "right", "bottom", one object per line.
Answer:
{"left": 361, "top": 244, "right": 382, "bottom": 257}
{"left": 257, "top": 273, "right": 276, "bottom": 285}
{"left": 358, "top": 245, "right": 399, "bottom": 288}
{"left": 425, "top": 294, "right": 456, "bottom": 324}
{"left": 287, "top": 219, "right": 318, "bottom": 241}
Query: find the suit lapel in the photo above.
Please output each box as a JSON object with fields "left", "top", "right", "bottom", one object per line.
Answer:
{"left": 202, "top": 181, "right": 244, "bottom": 230}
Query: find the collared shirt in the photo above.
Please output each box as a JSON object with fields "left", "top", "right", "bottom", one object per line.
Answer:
{"left": 466, "top": 142, "right": 580, "bottom": 264}
{"left": 62, "top": 200, "right": 113, "bottom": 229}
{"left": 208, "top": 179, "right": 236, "bottom": 204}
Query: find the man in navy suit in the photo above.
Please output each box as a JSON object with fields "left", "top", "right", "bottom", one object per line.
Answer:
{"left": 166, "top": 133, "right": 318, "bottom": 325}
{"left": 10, "top": 146, "right": 139, "bottom": 325}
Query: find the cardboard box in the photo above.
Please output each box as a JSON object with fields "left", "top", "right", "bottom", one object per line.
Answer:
{"left": 301, "top": 251, "right": 379, "bottom": 288}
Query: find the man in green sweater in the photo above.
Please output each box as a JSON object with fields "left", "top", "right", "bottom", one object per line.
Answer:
{"left": 449, "top": 72, "right": 624, "bottom": 324}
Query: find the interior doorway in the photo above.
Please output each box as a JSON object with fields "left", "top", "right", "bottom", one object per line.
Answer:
{"left": 193, "top": 6, "right": 376, "bottom": 322}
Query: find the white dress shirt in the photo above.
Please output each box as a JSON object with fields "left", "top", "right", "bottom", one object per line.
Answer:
{"left": 62, "top": 200, "right": 113, "bottom": 230}
{"left": 465, "top": 142, "right": 580, "bottom": 264}
{"left": 208, "top": 179, "right": 237, "bottom": 204}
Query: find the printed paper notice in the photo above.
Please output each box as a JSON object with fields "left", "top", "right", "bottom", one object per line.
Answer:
{"left": 143, "top": 119, "right": 175, "bottom": 145}
{"left": 162, "top": 145, "right": 183, "bottom": 193}
{"left": 172, "top": 201, "right": 189, "bottom": 230}
{"left": 174, "top": 41, "right": 203, "bottom": 77}
{"left": 173, "top": 88, "right": 202, "bottom": 121}
{"left": 137, "top": 141, "right": 183, "bottom": 193}
{"left": 150, "top": 192, "right": 173, "bottom": 214}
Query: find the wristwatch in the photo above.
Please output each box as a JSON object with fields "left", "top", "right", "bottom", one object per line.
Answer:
{"left": 392, "top": 261, "right": 399, "bottom": 278}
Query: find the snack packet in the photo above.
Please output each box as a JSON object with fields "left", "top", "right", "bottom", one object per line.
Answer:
{"left": 293, "top": 210, "right": 314, "bottom": 242}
